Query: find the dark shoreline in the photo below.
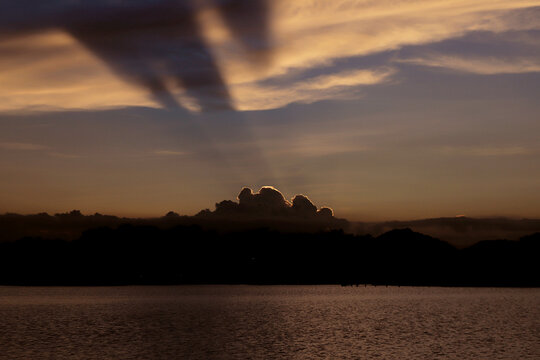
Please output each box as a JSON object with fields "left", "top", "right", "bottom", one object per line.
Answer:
{"left": 1, "top": 225, "right": 538, "bottom": 288}
{"left": 2, "top": 283, "right": 540, "bottom": 289}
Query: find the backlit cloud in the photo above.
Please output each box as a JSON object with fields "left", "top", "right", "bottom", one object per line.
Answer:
{"left": 0, "top": 31, "right": 156, "bottom": 112}
{"left": 0, "top": 0, "right": 539, "bottom": 112}
{"left": 202, "top": 186, "right": 336, "bottom": 220}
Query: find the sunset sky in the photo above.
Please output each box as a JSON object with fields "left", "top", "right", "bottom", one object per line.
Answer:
{"left": 1, "top": 0, "right": 539, "bottom": 220}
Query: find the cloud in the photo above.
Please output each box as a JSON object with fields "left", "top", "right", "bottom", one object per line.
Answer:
{"left": 0, "top": 0, "right": 271, "bottom": 112}
{"left": 397, "top": 54, "right": 540, "bottom": 74}
{"left": 230, "top": 67, "right": 395, "bottom": 111}
{"left": 153, "top": 150, "right": 188, "bottom": 156}
{"left": 291, "top": 194, "right": 317, "bottom": 216}
{"left": 439, "top": 145, "right": 532, "bottom": 156}
{"left": 47, "top": 152, "right": 82, "bottom": 159}
{"left": 215, "top": 1, "right": 540, "bottom": 85}
{"left": 0, "top": 142, "right": 82, "bottom": 158}
{"left": 0, "top": 1, "right": 539, "bottom": 112}
{"left": 0, "top": 142, "right": 49, "bottom": 150}
{"left": 254, "top": 129, "right": 375, "bottom": 158}
{"left": 202, "top": 186, "right": 336, "bottom": 220}
{"left": 0, "top": 31, "right": 157, "bottom": 112}
{"left": 236, "top": 186, "right": 292, "bottom": 215}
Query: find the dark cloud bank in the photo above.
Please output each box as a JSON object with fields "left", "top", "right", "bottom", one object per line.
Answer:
{"left": 190, "top": 186, "right": 346, "bottom": 233}
{"left": 0, "top": 0, "right": 271, "bottom": 111}
{"left": 1, "top": 186, "right": 540, "bottom": 245}
{"left": 1, "top": 186, "right": 540, "bottom": 286}
{"left": 199, "top": 186, "right": 336, "bottom": 220}
{"left": 0, "top": 187, "right": 347, "bottom": 242}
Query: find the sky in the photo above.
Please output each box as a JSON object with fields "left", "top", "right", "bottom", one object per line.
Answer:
{"left": 0, "top": 0, "right": 539, "bottom": 221}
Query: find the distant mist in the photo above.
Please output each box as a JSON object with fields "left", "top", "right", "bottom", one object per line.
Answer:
{"left": 353, "top": 217, "right": 540, "bottom": 248}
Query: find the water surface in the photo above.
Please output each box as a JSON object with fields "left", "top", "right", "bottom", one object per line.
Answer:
{"left": 1, "top": 286, "right": 539, "bottom": 359}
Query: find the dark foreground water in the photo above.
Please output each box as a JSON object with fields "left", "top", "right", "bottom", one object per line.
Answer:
{"left": 0, "top": 286, "right": 539, "bottom": 360}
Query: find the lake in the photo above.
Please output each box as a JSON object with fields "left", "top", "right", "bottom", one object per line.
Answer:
{"left": 1, "top": 286, "right": 539, "bottom": 359}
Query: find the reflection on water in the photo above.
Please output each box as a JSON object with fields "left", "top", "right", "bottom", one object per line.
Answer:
{"left": 0, "top": 286, "right": 539, "bottom": 359}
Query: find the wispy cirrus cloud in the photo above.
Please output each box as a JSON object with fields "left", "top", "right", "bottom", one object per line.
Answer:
{"left": 439, "top": 145, "right": 533, "bottom": 156}
{"left": 0, "top": 0, "right": 539, "bottom": 112}
{"left": 153, "top": 150, "right": 188, "bottom": 156}
{"left": 230, "top": 67, "right": 395, "bottom": 111}
{"left": 0, "top": 141, "right": 82, "bottom": 159}
{"left": 397, "top": 54, "right": 540, "bottom": 74}
{"left": 212, "top": 1, "right": 540, "bottom": 85}
{"left": 0, "top": 142, "right": 49, "bottom": 150}
{"left": 47, "top": 152, "right": 82, "bottom": 159}
{"left": 0, "top": 0, "right": 271, "bottom": 112}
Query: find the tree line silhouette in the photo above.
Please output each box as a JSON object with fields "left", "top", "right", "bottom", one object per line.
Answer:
{"left": 0, "top": 224, "right": 538, "bottom": 287}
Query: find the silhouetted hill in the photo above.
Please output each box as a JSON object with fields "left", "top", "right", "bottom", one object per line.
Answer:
{"left": 0, "top": 226, "right": 538, "bottom": 287}
{"left": 1, "top": 187, "right": 539, "bottom": 286}
{"left": 0, "top": 211, "right": 347, "bottom": 243}
{"left": 3, "top": 212, "right": 540, "bottom": 248}
{"left": 0, "top": 211, "right": 124, "bottom": 243}
{"left": 3, "top": 187, "right": 539, "bottom": 247}
{"left": 353, "top": 217, "right": 540, "bottom": 248}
